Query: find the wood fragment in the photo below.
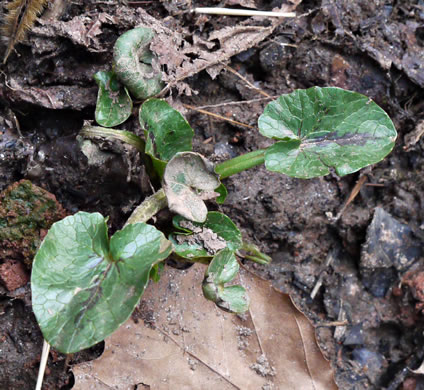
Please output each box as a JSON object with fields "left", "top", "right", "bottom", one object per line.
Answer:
{"left": 35, "top": 340, "right": 50, "bottom": 390}
{"left": 403, "top": 119, "right": 424, "bottom": 151}
{"left": 2, "top": 0, "right": 50, "bottom": 64}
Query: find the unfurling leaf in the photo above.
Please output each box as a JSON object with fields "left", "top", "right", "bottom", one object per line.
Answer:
{"left": 259, "top": 87, "right": 397, "bottom": 178}
{"left": 113, "top": 27, "right": 163, "bottom": 100}
{"left": 31, "top": 212, "right": 172, "bottom": 353}
{"left": 163, "top": 152, "right": 220, "bottom": 223}
{"left": 202, "top": 249, "right": 249, "bottom": 313}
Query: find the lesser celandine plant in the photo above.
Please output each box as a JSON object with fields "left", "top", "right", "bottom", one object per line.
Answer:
{"left": 31, "top": 27, "right": 397, "bottom": 355}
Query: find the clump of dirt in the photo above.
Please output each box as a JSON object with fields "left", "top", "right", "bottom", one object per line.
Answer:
{"left": 250, "top": 354, "right": 276, "bottom": 377}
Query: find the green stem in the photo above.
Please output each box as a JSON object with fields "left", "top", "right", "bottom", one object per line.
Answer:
{"left": 215, "top": 149, "right": 266, "bottom": 179}
{"left": 79, "top": 125, "right": 146, "bottom": 154}
{"left": 124, "top": 188, "right": 167, "bottom": 226}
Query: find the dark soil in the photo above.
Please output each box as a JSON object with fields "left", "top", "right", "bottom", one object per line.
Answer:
{"left": 1, "top": 1, "right": 424, "bottom": 389}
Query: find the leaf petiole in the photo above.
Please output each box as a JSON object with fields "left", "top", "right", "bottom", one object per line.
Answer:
{"left": 215, "top": 149, "right": 266, "bottom": 179}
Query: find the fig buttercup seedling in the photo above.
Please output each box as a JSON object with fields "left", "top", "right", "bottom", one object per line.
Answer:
{"left": 31, "top": 28, "right": 397, "bottom": 354}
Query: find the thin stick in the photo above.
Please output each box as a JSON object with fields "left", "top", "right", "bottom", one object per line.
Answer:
{"left": 223, "top": 65, "right": 271, "bottom": 98}
{"left": 36, "top": 340, "right": 50, "bottom": 390}
{"left": 193, "top": 7, "right": 296, "bottom": 18}
{"left": 310, "top": 252, "right": 334, "bottom": 299}
{"left": 183, "top": 104, "right": 254, "bottom": 129}
{"left": 334, "top": 175, "right": 368, "bottom": 221}
{"left": 195, "top": 96, "right": 276, "bottom": 110}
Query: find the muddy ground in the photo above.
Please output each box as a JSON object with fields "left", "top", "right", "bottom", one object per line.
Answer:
{"left": 0, "top": 0, "right": 424, "bottom": 389}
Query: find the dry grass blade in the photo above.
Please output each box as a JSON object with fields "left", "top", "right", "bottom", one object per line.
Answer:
{"left": 183, "top": 103, "right": 255, "bottom": 129}
{"left": 193, "top": 7, "right": 296, "bottom": 17}
{"left": 334, "top": 175, "right": 368, "bottom": 221}
{"left": 2, "top": 0, "right": 50, "bottom": 64}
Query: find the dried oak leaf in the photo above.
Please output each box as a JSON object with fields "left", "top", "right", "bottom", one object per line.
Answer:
{"left": 72, "top": 264, "right": 336, "bottom": 390}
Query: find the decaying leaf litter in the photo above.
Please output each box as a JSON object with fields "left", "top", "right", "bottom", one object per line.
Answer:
{"left": 0, "top": 0, "right": 424, "bottom": 389}
{"left": 73, "top": 264, "right": 336, "bottom": 390}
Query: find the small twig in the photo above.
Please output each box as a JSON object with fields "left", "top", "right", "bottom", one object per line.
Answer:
{"left": 334, "top": 175, "right": 368, "bottom": 221}
{"left": 36, "top": 340, "right": 50, "bottom": 390}
{"left": 365, "top": 182, "right": 385, "bottom": 188}
{"left": 193, "top": 7, "right": 296, "bottom": 18}
{"left": 333, "top": 302, "right": 346, "bottom": 341}
{"left": 316, "top": 320, "right": 349, "bottom": 328}
{"left": 183, "top": 104, "right": 254, "bottom": 129}
{"left": 223, "top": 64, "right": 271, "bottom": 98}
{"left": 194, "top": 96, "right": 276, "bottom": 110}
{"left": 310, "top": 251, "right": 334, "bottom": 299}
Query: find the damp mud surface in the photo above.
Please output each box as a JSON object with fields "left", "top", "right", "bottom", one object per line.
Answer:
{"left": 0, "top": 1, "right": 424, "bottom": 389}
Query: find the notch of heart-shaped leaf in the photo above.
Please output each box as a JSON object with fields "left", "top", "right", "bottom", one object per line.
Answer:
{"left": 139, "top": 99, "right": 194, "bottom": 178}
{"left": 170, "top": 212, "right": 243, "bottom": 259}
{"left": 202, "top": 249, "right": 249, "bottom": 313}
{"left": 94, "top": 71, "right": 133, "bottom": 127}
{"left": 258, "top": 86, "right": 397, "bottom": 178}
{"left": 31, "top": 211, "right": 173, "bottom": 354}
{"left": 163, "top": 152, "right": 221, "bottom": 223}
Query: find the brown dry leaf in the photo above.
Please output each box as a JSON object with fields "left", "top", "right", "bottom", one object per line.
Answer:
{"left": 32, "top": 13, "right": 116, "bottom": 52}
{"left": 148, "top": 2, "right": 302, "bottom": 93}
{"left": 72, "top": 264, "right": 336, "bottom": 390}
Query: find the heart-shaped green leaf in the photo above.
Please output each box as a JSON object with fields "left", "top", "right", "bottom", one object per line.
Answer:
{"left": 94, "top": 71, "right": 133, "bottom": 127}
{"left": 202, "top": 249, "right": 249, "bottom": 313}
{"left": 258, "top": 87, "right": 397, "bottom": 178}
{"left": 170, "top": 212, "right": 242, "bottom": 259}
{"left": 140, "top": 99, "right": 194, "bottom": 178}
{"left": 163, "top": 152, "right": 220, "bottom": 223}
{"left": 31, "top": 212, "right": 172, "bottom": 353}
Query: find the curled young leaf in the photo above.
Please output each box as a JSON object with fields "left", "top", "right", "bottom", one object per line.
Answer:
{"left": 170, "top": 212, "right": 242, "bottom": 259}
{"left": 113, "top": 27, "right": 163, "bottom": 100}
{"left": 202, "top": 249, "right": 249, "bottom": 313}
{"left": 258, "top": 87, "right": 397, "bottom": 178}
{"left": 94, "top": 71, "right": 133, "bottom": 127}
{"left": 31, "top": 212, "right": 173, "bottom": 354}
{"left": 140, "top": 98, "right": 194, "bottom": 177}
{"left": 163, "top": 152, "right": 221, "bottom": 223}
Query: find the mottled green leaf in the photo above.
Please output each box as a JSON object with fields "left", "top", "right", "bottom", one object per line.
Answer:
{"left": 94, "top": 71, "right": 132, "bottom": 127}
{"left": 258, "top": 87, "right": 397, "bottom": 178}
{"left": 217, "top": 285, "right": 249, "bottom": 313}
{"left": 202, "top": 249, "right": 249, "bottom": 313}
{"left": 170, "top": 212, "right": 242, "bottom": 259}
{"left": 140, "top": 99, "right": 194, "bottom": 177}
{"left": 113, "top": 27, "right": 163, "bottom": 100}
{"left": 163, "top": 152, "right": 220, "bottom": 223}
{"left": 31, "top": 212, "right": 172, "bottom": 354}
